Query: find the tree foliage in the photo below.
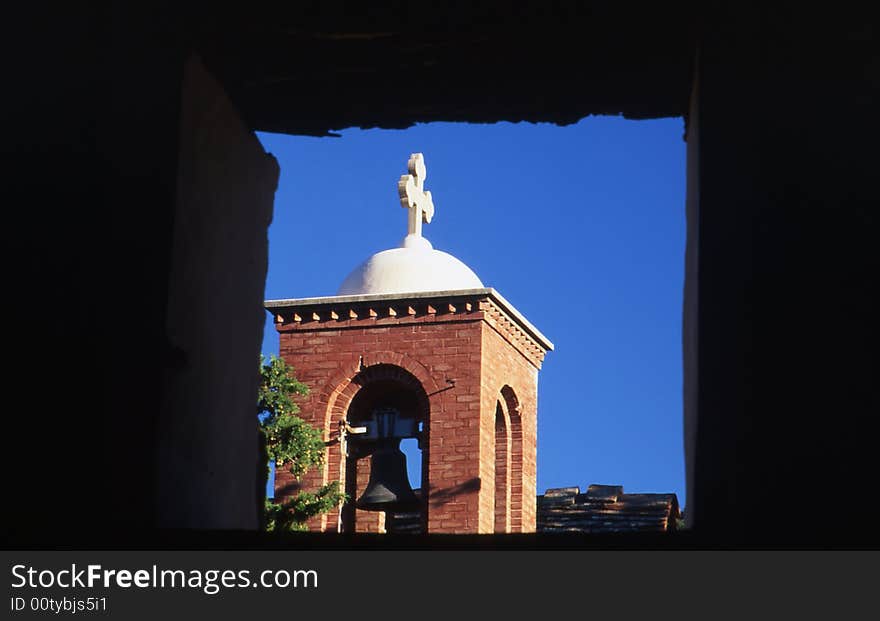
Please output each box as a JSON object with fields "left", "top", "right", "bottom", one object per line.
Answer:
{"left": 264, "top": 488, "right": 343, "bottom": 532}
{"left": 258, "top": 354, "right": 346, "bottom": 532}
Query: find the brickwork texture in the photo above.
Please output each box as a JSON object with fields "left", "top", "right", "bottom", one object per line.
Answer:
{"left": 271, "top": 293, "right": 547, "bottom": 534}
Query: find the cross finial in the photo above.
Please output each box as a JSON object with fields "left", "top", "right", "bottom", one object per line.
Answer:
{"left": 397, "top": 153, "right": 435, "bottom": 240}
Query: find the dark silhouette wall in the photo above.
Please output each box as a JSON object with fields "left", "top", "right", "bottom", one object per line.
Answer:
{"left": 690, "top": 8, "right": 878, "bottom": 543}
{"left": 4, "top": 4, "right": 877, "bottom": 546}
{"left": 158, "top": 55, "right": 278, "bottom": 529}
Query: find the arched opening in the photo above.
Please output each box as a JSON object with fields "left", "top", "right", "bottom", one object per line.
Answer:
{"left": 259, "top": 118, "right": 686, "bottom": 535}
{"left": 339, "top": 365, "right": 429, "bottom": 534}
{"left": 494, "top": 401, "right": 511, "bottom": 533}
{"left": 500, "top": 385, "right": 524, "bottom": 532}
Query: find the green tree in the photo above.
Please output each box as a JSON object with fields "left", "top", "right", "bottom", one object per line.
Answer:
{"left": 258, "top": 354, "right": 346, "bottom": 532}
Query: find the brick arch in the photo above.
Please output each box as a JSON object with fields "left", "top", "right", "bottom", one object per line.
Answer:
{"left": 494, "top": 399, "right": 512, "bottom": 533}
{"left": 316, "top": 353, "right": 438, "bottom": 532}
{"left": 321, "top": 351, "right": 439, "bottom": 435}
{"left": 499, "top": 385, "right": 524, "bottom": 532}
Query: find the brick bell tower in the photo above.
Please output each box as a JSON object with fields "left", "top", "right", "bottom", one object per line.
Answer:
{"left": 266, "top": 153, "right": 552, "bottom": 534}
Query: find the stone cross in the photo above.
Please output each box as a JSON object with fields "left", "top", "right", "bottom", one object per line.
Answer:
{"left": 397, "top": 153, "right": 435, "bottom": 238}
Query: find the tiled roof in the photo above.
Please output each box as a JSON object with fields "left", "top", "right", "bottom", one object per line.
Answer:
{"left": 537, "top": 485, "right": 680, "bottom": 533}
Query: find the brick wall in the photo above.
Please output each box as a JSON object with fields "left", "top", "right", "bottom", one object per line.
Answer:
{"left": 271, "top": 293, "right": 547, "bottom": 533}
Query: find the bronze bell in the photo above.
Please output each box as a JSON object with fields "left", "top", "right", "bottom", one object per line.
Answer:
{"left": 356, "top": 438, "right": 419, "bottom": 511}
{"left": 355, "top": 408, "right": 419, "bottom": 512}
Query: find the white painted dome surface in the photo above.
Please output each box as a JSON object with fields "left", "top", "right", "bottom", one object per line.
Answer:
{"left": 337, "top": 236, "right": 484, "bottom": 296}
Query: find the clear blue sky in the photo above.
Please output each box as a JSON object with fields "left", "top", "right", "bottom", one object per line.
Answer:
{"left": 258, "top": 116, "right": 687, "bottom": 508}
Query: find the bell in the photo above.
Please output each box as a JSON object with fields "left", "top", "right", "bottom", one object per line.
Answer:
{"left": 356, "top": 438, "right": 419, "bottom": 512}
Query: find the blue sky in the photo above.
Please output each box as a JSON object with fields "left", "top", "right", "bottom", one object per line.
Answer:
{"left": 258, "top": 115, "right": 687, "bottom": 507}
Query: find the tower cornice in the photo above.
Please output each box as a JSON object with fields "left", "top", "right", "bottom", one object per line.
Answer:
{"left": 265, "top": 287, "right": 554, "bottom": 356}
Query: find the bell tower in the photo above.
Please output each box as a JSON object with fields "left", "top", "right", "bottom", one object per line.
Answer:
{"left": 266, "top": 154, "right": 552, "bottom": 534}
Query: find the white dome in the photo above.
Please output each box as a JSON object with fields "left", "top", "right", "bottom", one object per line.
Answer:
{"left": 337, "top": 235, "right": 484, "bottom": 295}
